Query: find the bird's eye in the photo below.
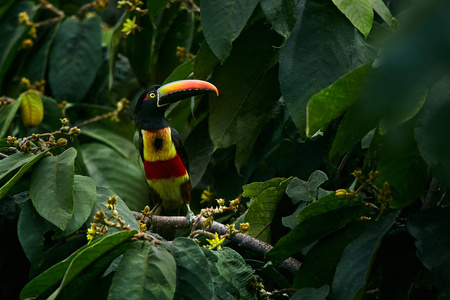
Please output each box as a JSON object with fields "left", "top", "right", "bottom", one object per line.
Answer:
{"left": 149, "top": 92, "right": 156, "bottom": 98}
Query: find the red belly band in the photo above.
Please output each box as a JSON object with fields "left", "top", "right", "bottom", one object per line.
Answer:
{"left": 144, "top": 155, "right": 187, "bottom": 180}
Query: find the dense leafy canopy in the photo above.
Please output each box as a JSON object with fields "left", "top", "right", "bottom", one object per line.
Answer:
{"left": 1, "top": 0, "right": 449, "bottom": 299}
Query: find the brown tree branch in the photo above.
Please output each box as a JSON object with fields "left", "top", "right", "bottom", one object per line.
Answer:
{"left": 133, "top": 212, "right": 302, "bottom": 274}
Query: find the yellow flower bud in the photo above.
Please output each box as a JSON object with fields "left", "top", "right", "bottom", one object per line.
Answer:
{"left": 335, "top": 189, "right": 347, "bottom": 199}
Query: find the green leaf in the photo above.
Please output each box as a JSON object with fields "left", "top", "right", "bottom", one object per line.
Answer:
{"left": 30, "top": 148, "right": 77, "bottom": 231}
{"left": 332, "top": 213, "right": 396, "bottom": 300}
{"left": 56, "top": 242, "right": 130, "bottom": 300}
{"left": 108, "top": 11, "right": 130, "bottom": 95}
{"left": 243, "top": 178, "right": 292, "bottom": 242}
{"left": 147, "top": 0, "right": 171, "bottom": 19}
{"left": 48, "top": 230, "right": 136, "bottom": 299}
{"left": 20, "top": 230, "right": 135, "bottom": 300}
{"left": 0, "top": 150, "right": 48, "bottom": 200}
{"left": 260, "top": 0, "right": 297, "bottom": 39}
{"left": 18, "top": 89, "right": 43, "bottom": 128}
{"left": 0, "top": 152, "right": 34, "bottom": 181}
{"left": 306, "top": 62, "right": 372, "bottom": 137}
{"left": 296, "top": 193, "right": 360, "bottom": 223}
{"left": 415, "top": 80, "right": 450, "bottom": 186}
{"left": 280, "top": 0, "right": 355, "bottom": 134}
{"left": 154, "top": 6, "right": 195, "bottom": 82}
{"left": 80, "top": 143, "right": 150, "bottom": 211}
{"left": 0, "top": 98, "right": 21, "bottom": 138}
{"left": 202, "top": 247, "right": 256, "bottom": 300}
{"left": 17, "top": 199, "right": 52, "bottom": 270}
{"left": 0, "top": 0, "right": 38, "bottom": 87}
{"left": 184, "top": 118, "right": 214, "bottom": 187}
{"left": 286, "top": 170, "right": 329, "bottom": 204}
{"left": 332, "top": 0, "right": 374, "bottom": 38}
{"left": 193, "top": 41, "right": 219, "bottom": 80}
{"left": 108, "top": 241, "right": 176, "bottom": 300}
{"left": 162, "top": 56, "right": 195, "bottom": 85}
{"left": 375, "top": 121, "right": 428, "bottom": 209}
{"left": 65, "top": 175, "right": 97, "bottom": 236}
{"left": 48, "top": 15, "right": 102, "bottom": 102}
{"left": 200, "top": 0, "right": 259, "bottom": 61}
{"left": 172, "top": 238, "right": 214, "bottom": 299}
{"left": 0, "top": 0, "right": 15, "bottom": 20}
{"left": 292, "top": 285, "right": 330, "bottom": 300}
{"left": 86, "top": 186, "right": 140, "bottom": 232}
{"left": 80, "top": 124, "right": 136, "bottom": 158}
{"left": 293, "top": 221, "right": 367, "bottom": 288}
{"left": 208, "top": 23, "right": 280, "bottom": 166}
{"left": 266, "top": 202, "right": 370, "bottom": 265}
{"left": 407, "top": 207, "right": 450, "bottom": 298}
{"left": 369, "top": 0, "right": 394, "bottom": 27}
{"left": 121, "top": 11, "right": 154, "bottom": 87}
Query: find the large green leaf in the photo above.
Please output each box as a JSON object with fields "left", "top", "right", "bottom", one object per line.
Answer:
{"left": 48, "top": 15, "right": 102, "bottom": 102}
{"left": 407, "top": 207, "right": 450, "bottom": 298}
{"left": 208, "top": 23, "right": 280, "bottom": 171}
{"left": 200, "top": 0, "right": 259, "bottom": 61}
{"left": 415, "top": 78, "right": 450, "bottom": 186}
{"left": 30, "top": 148, "right": 77, "bottom": 231}
{"left": 0, "top": 97, "right": 21, "bottom": 138}
{"left": 374, "top": 121, "right": 428, "bottom": 209}
{"left": 80, "top": 124, "right": 136, "bottom": 159}
{"left": 266, "top": 202, "right": 370, "bottom": 265}
{"left": 332, "top": 213, "right": 396, "bottom": 299}
{"left": 369, "top": 0, "right": 394, "bottom": 27}
{"left": 202, "top": 247, "right": 257, "bottom": 300}
{"left": 108, "top": 241, "right": 177, "bottom": 300}
{"left": 293, "top": 221, "right": 367, "bottom": 289}
{"left": 292, "top": 285, "right": 330, "bottom": 300}
{"left": 193, "top": 41, "right": 219, "bottom": 80}
{"left": 147, "top": 0, "right": 171, "bottom": 19}
{"left": 64, "top": 175, "right": 97, "bottom": 236}
{"left": 279, "top": 0, "right": 355, "bottom": 134}
{"left": 332, "top": 0, "right": 373, "bottom": 38}
{"left": 260, "top": 0, "right": 296, "bottom": 39}
{"left": 17, "top": 199, "right": 52, "bottom": 270}
{"left": 80, "top": 142, "right": 150, "bottom": 211}
{"left": 20, "top": 230, "right": 135, "bottom": 300}
{"left": 306, "top": 62, "right": 372, "bottom": 137}
{"left": 243, "top": 177, "right": 292, "bottom": 243}
{"left": 0, "top": 152, "right": 34, "bottom": 181}
{"left": 0, "top": 0, "right": 38, "bottom": 88}
{"left": 172, "top": 238, "right": 214, "bottom": 299}
{"left": 0, "top": 150, "right": 48, "bottom": 200}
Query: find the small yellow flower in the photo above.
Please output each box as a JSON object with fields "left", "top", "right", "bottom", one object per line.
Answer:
{"left": 29, "top": 26, "right": 37, "bottom": 38}
{"left": 200, "top": 187, "right": 215, "bottom": 203}
{"left": 139, "top": 222, "right": 147, "bottom": 232}
{"left": 86, "top": 223, "right": 97, "bottom": 243}
{"left": 205, "top": 232, "right": 225, "bottom": 250}
{"left": 22, "top": 38, "right": 33, "bottom": 49}
{"left": 121, "top": 17, "right": 137, "bottom": 36}
{"left": 239, "top": 222, "right": 249, "bottom": 233}
{"left": 18, "top": 12, "right": 29, "bottom": 24}
{"left": 335, "top": 189, "right": 347, "bottom": 199}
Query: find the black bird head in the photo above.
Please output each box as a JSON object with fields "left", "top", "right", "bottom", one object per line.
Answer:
{"left": 134, "top": 80, "right": 219, "bottom": 130}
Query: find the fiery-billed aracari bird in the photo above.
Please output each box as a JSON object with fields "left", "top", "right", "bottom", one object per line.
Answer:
{"left": 134, "top": 80, "right": 219, "bottom": 238}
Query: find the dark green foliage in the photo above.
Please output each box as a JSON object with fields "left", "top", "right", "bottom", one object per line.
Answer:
{"left": 0, "top": 0, "right": 449, "bottom": 299}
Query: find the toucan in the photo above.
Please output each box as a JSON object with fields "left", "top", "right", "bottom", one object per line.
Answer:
{"left": 134, "top": 79, "right": 219, "bottom": 238}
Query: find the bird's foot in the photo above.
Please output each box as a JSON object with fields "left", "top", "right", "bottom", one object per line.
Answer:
{"left": 185, "top": 204, "right": 194, "bottom": 227}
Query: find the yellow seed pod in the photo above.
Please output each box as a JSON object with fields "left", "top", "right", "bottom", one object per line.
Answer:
{"left": 18, "top": 89, "right": 44, "bottom": 128}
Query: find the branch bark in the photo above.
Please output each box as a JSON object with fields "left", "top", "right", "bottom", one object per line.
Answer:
{"left": 133, "top": 212, "right": 302, "bottom": 274}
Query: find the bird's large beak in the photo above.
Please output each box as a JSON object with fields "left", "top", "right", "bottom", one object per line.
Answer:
{"left": 157, "top": 80, "right": 219, "bottom": 107}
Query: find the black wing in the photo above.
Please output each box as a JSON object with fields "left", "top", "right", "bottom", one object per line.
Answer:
{"left": 171, "top": 127, "right": 189, "bottom": 173}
